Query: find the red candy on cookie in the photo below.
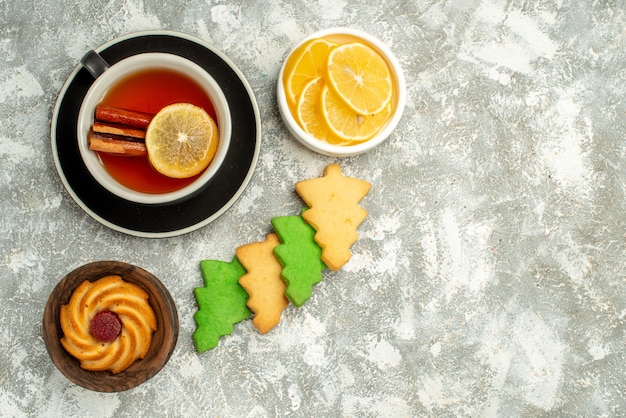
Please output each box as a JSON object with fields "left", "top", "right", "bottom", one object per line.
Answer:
{"left": 90, "top": 311, "right": 122, "bottom": 342}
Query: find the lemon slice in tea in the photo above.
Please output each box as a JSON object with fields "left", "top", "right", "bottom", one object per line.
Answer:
{"left": 145, "top": 103, "right": 218, "bottom": 179}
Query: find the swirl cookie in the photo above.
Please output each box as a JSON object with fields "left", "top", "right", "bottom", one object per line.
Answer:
{"left": 60, "top": 275, "right": 157, "bottom": 374}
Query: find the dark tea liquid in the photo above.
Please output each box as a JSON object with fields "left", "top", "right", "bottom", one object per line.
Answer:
{"left": 97, "top": 69, "right": 217, "bottom": 194}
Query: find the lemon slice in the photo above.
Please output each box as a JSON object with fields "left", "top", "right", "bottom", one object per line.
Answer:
{"left": 326, "top": 42, "right": 393, "bottom": 116}
{"left": 295, "top": 77, "right": 347, "bottom": 145}
{"left": 284, "top": 38, "right": 337, "bottom": 106}
{"left": 145, "top": 103, "right": 218, "bottom": 179}
{"left": 320, "top": 84, "right": 391, "bottom": 142}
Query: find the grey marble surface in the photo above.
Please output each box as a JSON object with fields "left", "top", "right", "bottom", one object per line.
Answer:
{"left": 1, "top": 0, "right": 625, "bottom": 416}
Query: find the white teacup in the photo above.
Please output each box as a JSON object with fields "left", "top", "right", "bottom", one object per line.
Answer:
{"left": 77, "top": 51, "right": 231, "bottom": 205}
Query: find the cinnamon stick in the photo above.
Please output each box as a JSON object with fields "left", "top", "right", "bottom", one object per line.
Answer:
{"left": 95, "top": 104, "right": 154, "bottom": 129}
{"left": 88, "top": 131, "right": 147, "bottom": 156}
{"left": 92, "top": 121, "right": 145, "bottom": 139}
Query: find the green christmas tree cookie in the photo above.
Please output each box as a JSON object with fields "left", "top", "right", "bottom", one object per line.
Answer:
{"left": 271, "top": 214, "right": 326, "bottom": 307}
{"left": 192, "top": 256, "right": 251, "bottom": 352}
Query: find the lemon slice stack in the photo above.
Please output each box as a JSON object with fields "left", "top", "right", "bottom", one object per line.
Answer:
{"left": 284, "top": 38, "right": 394, "bottom": 144}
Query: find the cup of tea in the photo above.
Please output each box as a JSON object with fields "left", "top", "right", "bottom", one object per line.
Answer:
{"left": 77, "top": 51, "right": 232, "bottom": 205}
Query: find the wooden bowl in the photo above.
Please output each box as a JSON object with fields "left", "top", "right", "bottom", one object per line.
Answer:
{"left": 42, "top": 261, "right": 178, "bottom": 392}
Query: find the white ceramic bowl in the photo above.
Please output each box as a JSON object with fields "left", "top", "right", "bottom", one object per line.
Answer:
{"left": 277, "top": 28, "right": 406, "bottom": 157}
{"left": 77, "top": 53, "right": 231, "bottom": 205}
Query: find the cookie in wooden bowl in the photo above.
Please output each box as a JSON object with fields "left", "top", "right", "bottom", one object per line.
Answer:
{"left": 42, "top": 261, "right": 178, "bottom": 392}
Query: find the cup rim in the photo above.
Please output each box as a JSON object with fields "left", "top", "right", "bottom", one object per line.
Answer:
{"left": 78, "top": 52, "right": 232, "bottom": 205}
{"left": 277, "top": 27, "right": 406, "bottom": 157}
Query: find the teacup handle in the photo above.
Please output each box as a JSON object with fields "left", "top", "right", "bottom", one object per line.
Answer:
{"left": 80, "top": 50, "right": 110, "bottom": 78}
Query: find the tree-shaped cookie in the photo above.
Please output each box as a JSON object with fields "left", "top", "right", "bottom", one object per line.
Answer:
{"left": 192, "top": 257, "right": 251, "bottom": 352}
{"left": 236, "top": 233, "right": 289, "bottom": 334}
{"left": 272, "top": 214, "right": 326, "bottom": 307}
{"left": 295, "top": 163, "right": 371, "bottom": 271}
